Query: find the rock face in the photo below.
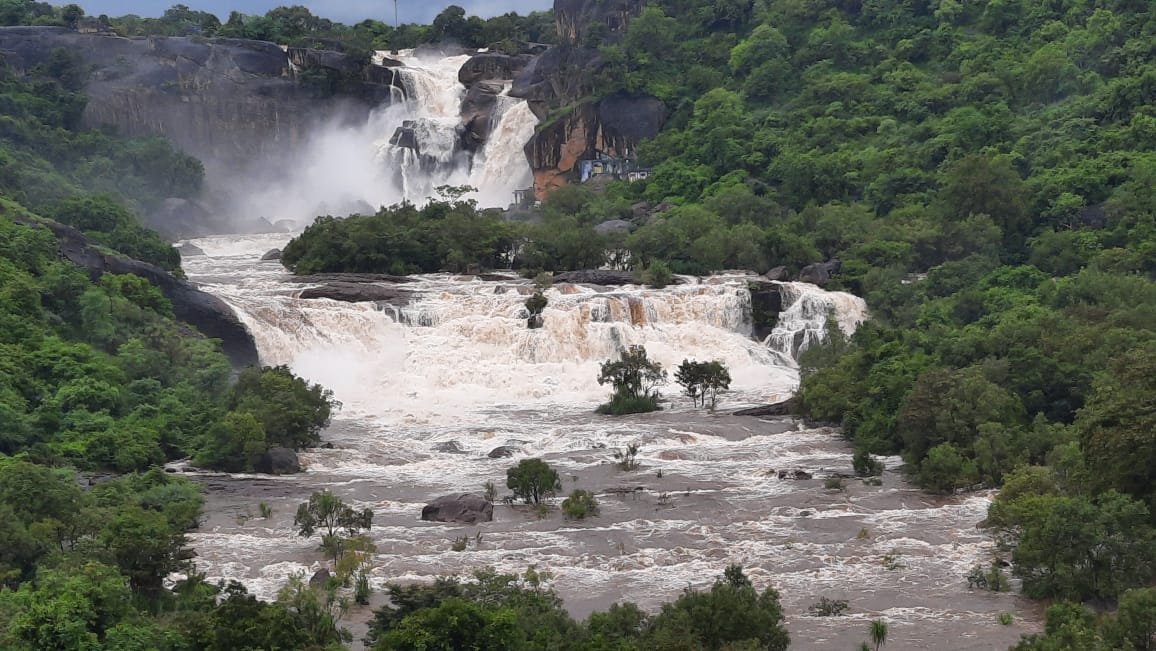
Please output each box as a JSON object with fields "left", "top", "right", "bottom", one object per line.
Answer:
{"left": 255, "top": 447, "right": 302, "bottom": 475}
{"left": 734, "top": 399, "right": 797, "bottom": 417}
{"left": 308, "top": 568, "right": 331, "bottom": 587}
{"left": 487, "top": 445, "right": 517, "bottom": 458}
{"left": 298, "top": 282, "right": 411, "bottom": 305}
{"left": 460, "top": 80, "right": 506, "bottom": 150}
{"left": 458, "top": 52, "right": 532, "bottom": 86}
{"left": 0, "top": 27, "right": 403, "bottom": 175}
{"left": 508, "top": 0, "right": 662, "bottom": 199}
{"left": 798, "top": 259, "right": 842, "bottom": 287}
{"left": 421, "top": 493, "right": 494, "bottom": 524}
{"left": 17, "top": 217, "right": 259, "bottom": 368}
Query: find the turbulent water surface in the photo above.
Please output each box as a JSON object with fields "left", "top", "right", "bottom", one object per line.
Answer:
{"left": 178, "top": 233, "right": 1039, "bottom": 650}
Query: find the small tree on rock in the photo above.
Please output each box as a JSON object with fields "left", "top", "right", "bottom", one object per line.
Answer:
{"left": 506, "top": 459, "right": 561, "bottom": 505}
{"left": 597, "top": 345, "right": 667, "bottom": 415}
{"left": 675, "top": 359, "right": 732, "bottom": 409}
{"left": 294, "top": 491, "right": 374, "bottom": 563}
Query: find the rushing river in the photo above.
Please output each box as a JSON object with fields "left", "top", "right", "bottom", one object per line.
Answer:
{"left": 176, "top": 233, "right": 1039, "bottom": 650}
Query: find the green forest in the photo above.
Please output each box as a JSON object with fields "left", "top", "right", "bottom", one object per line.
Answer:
{"left": 3, "top": 0, "right": 1156, "bottom": 647}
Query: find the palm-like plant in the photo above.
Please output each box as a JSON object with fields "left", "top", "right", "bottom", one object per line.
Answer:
{"left": 869, "top": 619, "right": 888, "bottom": 650}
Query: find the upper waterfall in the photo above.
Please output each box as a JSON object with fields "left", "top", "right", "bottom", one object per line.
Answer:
{"left": 226, "top": 51, "right": 539, "bottom": 228}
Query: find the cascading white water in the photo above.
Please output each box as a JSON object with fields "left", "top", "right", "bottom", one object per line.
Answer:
{"left": 226, "top": 51, "right": 539, "bottom": 227}
{"left": 179, "top": 241, "right": 1034, "bottom": 649}
{"left": 764, "top": 281, "right": 868, "bottom": 361}
{"left": 373, "top": 51, "right": 540, "bottom": 208}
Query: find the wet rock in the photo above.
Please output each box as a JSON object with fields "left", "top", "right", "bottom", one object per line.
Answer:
{"left": 487, "top": 445, "right": 517, "bottom": 458}
{"left": 458, "top": 52, "right": 532, "bottom": 86}
{"left": 763, "top": 266, "right": 789, "bottom": 282}
{"left": 421, "top": 493, "right": 494, "bottom": 524}
{"left": 798, "top": 258, "right": 842, "bottom": 287}
{"left": 434, "top": 441, "right": 467, "bottom": 454}
{"left": 292, "top": 273, "right": 415, "bottom": 284}
{"left": 460, "top": 80, "right": 505, "bottom": 149}
{"left": 309, "top": 568, "right": 332, "bottom": 588}
{"left": 176, "top": 242, "right": 205, "bottom": 257}
{"left": 298, "top": 282, "right": 411, "bottom": 305}
{"left": 527, "top": 314, "right": 545, "bottom": 329}
{"left": 777, "top": 469, "right": 813, "bottom": 480}
{"left": 733, "top": 399, "right": 795, "bottom": 417}
{"left": 255, "top": 447, "right": 301, "bottom": 475}
{"left": 260, "top": 248, "right": 282, "bottom": 261}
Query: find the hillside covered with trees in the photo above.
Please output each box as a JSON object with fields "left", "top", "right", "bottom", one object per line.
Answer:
{"left": 4, "top": 0, "right": 1156, "bottom": 647}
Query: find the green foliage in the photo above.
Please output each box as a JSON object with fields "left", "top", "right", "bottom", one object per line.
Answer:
{"left": 597, "top": 345, "right": 667, "bottom": 412}
{"left": 366, "top": 565, "right": 787, "bottom": 651}
{"left": 281, "top": 199, "right": 516, "bottom": 275}
{"left": 967, "top": 562, "right": 1011, "bottom": 592}
{"left": 293, "top": 491, "right": 374, "bottom": 562}
{"left": 674, "top": 359, "right": 732, "bottom": 408}
{"left": 561, "top": 489, "right": 599, "bottom": 520}
{"left": 229, "top": 365, "right": 338, "bottom": 451}
{"left": 807, "top": 596, "right": 849, "bottom": 616}
{"left": 505, "top": 458, "right": 561, "bottom": 505}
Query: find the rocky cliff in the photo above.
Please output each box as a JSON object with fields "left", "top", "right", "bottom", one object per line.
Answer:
{"left": 15, "top": 215, "right": 258, "bottom": 368}
{"left": 0, "top": 27, "right": 403, "bottom": 174}
{"left": 508, "top": 0, "right": 665, "bottom": 199}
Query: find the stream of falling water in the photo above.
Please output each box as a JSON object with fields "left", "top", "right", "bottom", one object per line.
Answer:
{"left": 177, "top": 235, "right": 1039, "bottom": 650}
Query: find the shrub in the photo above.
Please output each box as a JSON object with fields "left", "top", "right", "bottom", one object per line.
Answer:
{"left": 506, "top": 458, "right": 561, "bottom": 505}
{"left": 808, "top": 597, "right": 849, "bottom": 616}
{"left": 852, "top": 449, "right": 884, "bottom": 477}
{"left": 596, "top": 394, "right": 661, "bottom": 415}
{"left": 562, "top": 489, "right": 599, "bottom": 520}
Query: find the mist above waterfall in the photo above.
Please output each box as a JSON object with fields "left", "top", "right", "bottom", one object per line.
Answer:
{"left": 213, "top": 50, "right": 538, "bottom": 231}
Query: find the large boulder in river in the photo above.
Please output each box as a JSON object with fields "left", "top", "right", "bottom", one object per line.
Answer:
{"left": 298, "top": 282, "right": 411, "bottom": 305}
{"left": 460, "top": 80, "right": 505, "bottom": 150}
{"left": 255, "top": 447, "right": 301, "bottom": 475}
{"left": 260, "top": 248, "right": 282, "bottom": 261}
{"left": 764, "top": 266, "right": 789, "bottom": 282}
{"left": 421, "top": 493, "right": 494, "bottom": 524}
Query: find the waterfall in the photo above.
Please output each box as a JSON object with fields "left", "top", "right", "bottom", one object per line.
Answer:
{"left": 467, "top": 98, "right": 538, "bottom": 207}
{"left": 764, "top": 282, "right": 868, "bottom": 361}
{"left": 226, "top": 51, "right": 537, "bottom": 229}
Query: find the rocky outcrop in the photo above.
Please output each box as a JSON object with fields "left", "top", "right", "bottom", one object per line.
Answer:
{"left": 298, "top": 282, "right": 411, "bottom": 305}
{"left": 734, "top": 398, "right": 797, "bottom": 417}
{"left": 487, "top": 445, "right": 517, "bottom": 458}
{"left": 309, "top": 568, "right": 332, "bottom": 587}
{"left": 764, "top": 266, "right": 790, "bottom": 282}
{"left": 17, "top": 216, "right": 258, "bottom": 368}
{"left": 521, "top": 96, "right": 665, "bottom": 198}
{"left": 798, "top": 259, "right": 842, "bottom": 287}
{"left": 255, "top": 447, "right": 302, "bottom": 474}
{"left": 421, "top": 493, "right": 494, "bottom": 524}
{"left": 260, "top": 248, "right": 282, "bottom": 261}
{"left": 460, "top": 80, "right": 505, "bottom": 150}
{"left": 0, "top": 27, "right": 404, "bottom": 174}
{"left": 555, "top": 0, "right": 644, "bottom": 46}
{"left": 458, "top": 52, "right": 532, "bottom": 86}
{"left": 175, "top": 241, "right": 205, "bottom": 257}
{"left": 748, "top": 281, "right": 784, "bottom": 341}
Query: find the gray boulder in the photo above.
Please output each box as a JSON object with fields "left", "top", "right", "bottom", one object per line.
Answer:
{"left": 421, "top": 493, "right": 494, "bottom": 524}
{"left": 798, "top": 259, "right": 842, "bottom": 287}
{"left": 176, "top": 242, "right": 205, "bottom": 257}
{"left": 309, "top": 568, "right": 331, "bottom": 587}
{"left": 593, "top": 219, "right": 634, "bottom": 235}
{"left": 763, "top": 266, "right": 789, "bottom": 282}
{"left": 487, "top": 445, "right": 517, "bottom": 458}
{"left": 298, "top": 282, "right": 411, "bottom": 305}
{"left": 458, "top": 52, "right": 532, "bottom": 86}
{"left": 260, "top": 248, "right": 282, "bottom": 261}
{"left": 255, "top": 447, "right": 301, "bottom": 475}
{"left": 434, "top": 441, "right": 466, "bottom": 454}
